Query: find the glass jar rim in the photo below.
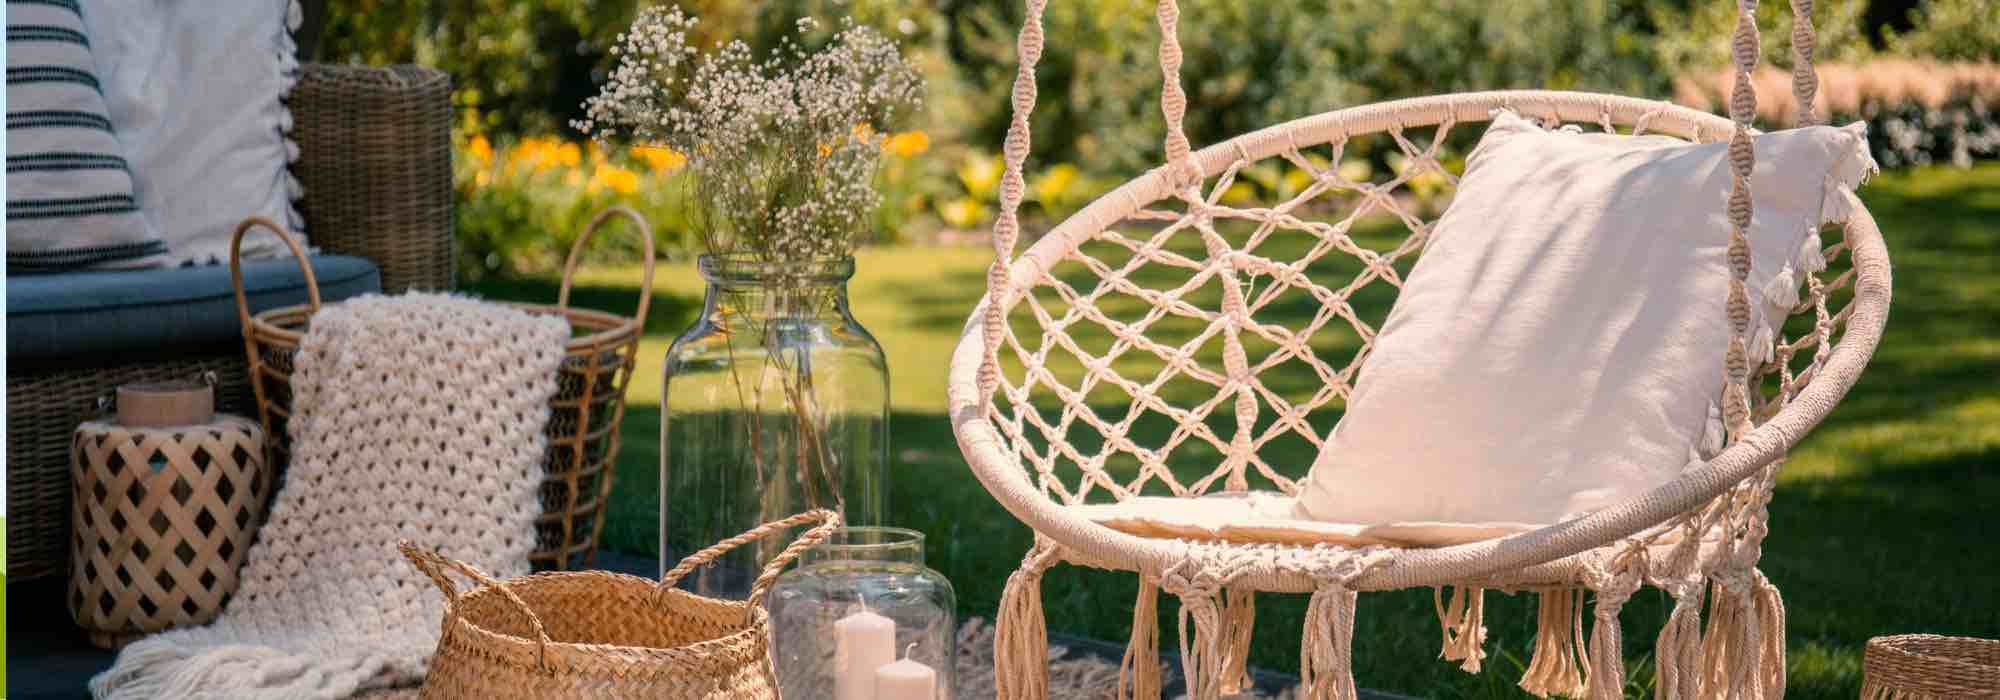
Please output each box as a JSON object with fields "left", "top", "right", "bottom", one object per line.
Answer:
{"left": 698, "top": 253, "right": 855, "bottom": 286}
{"left": 801, "top": 526, "right": 925, "bottom": 564}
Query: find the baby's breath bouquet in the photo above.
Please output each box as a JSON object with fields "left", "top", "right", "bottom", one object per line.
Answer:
{"left": 576, "top": 8, "right": 922, "bottom": 261}
{"left": 584, "top": 9, "right": 921, "bottom": 590}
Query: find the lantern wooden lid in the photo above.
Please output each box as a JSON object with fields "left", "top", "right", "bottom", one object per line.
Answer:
{"left": 116, "top": 381, "right": 214, "bottom": 428}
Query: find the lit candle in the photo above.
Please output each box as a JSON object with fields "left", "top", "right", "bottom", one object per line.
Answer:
{"left": 875, "top": 645, "right": 938, "bottom": 700}
{"left": 834, "top": 609, "right": 896, "bottom": 700}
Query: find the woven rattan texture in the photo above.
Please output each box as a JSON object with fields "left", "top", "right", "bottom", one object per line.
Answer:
{"left": 68, "top": 416, "right": 269, "bottom": 649}
{"left": 1863, "top": 635, "right": 2000, "bottom": 699}
{"left": 404, "top": 510, "right": 838, "bottom": 700}
{"left": 7, "top": 63, "right": 457, "bottom": 582}
{"left": 235, "top": 211, "right": 653, "bottom": 572}
{"left": 290, "top": 64, "right": 455, "bottom": 293}
{"left": 7, "top": 355, "right": 251, "bottom": 581}
{"left": 420, "top": 572, "right": 774, "bottom": 699}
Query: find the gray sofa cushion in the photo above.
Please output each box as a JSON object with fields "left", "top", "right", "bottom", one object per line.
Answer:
{"left": 7, "top": 255, "right": 380, "bottom": 360}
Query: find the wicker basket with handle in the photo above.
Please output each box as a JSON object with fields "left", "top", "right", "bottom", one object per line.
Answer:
{"left": 399, "top": 509, "right": 841, "bottom": 699}
{"left": 1864, "top": 634, "right": 2000, "bottom": 699}
{"left": 230, "top": 211, "right": 654, "bottom": 571}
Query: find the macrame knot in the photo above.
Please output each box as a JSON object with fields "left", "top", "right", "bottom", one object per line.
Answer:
{"left": 1712, "top": 568, "right": 1756, "bottom": 599}
{"left": 1586, "top": 547, "right": 1647, "bottom": 614}
{"left": 1583, "top": 550, "right": 1646, "bottom": 700}
{"left": 1702, "top": 565, "right": 1770, "bottom": 700}
{"left": 1158, "top": 543, "right": 1258, "bottom": 700}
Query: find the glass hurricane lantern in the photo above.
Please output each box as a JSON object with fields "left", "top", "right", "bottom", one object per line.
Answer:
{"left": 767, "top": 527, "right": 957, "bottom": 700}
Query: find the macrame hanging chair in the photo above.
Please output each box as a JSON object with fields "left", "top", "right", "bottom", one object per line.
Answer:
{"left": 946, "top": 0, "right": 1891, "bottom": 698}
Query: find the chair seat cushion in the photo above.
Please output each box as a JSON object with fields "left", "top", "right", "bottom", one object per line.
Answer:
{"left": 1072, "top": 492, "right": 1540, "bottom": 548}
{"left": 6, "top": 256, "right": 379, "bottom": 360}
{"left": 1295, "top": 111, "right": 1876, "bottom": 527}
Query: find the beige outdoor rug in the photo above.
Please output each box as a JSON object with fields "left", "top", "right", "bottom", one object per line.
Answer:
{"left": 357, "top": 617, "right": 1299, "bottom": 699}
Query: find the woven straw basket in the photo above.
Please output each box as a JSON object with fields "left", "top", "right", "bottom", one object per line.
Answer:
{"left": 229, "top": 212, "right": 654, "bottom": 571}
{"left": 1863, "top": 634, "right": 2000, "bottom": 699}
{"left": 400, "top": 509, "right": 841, "bottom": 699}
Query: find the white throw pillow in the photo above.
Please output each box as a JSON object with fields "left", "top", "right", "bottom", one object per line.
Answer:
{"left": 6, "top": 0, "right": 165, "bottom": 270}
{"left": 79, "top": 0, "right": 306, "bottom": 265}
{"left": 1293, "top": 110, "right": 1874, "bottom": 528}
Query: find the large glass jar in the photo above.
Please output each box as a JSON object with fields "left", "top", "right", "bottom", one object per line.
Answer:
{"left": 768, "top": 527, "right": 957, "bottom": 700}
{"left": 661, "top": 254, "right": 887, "bottom": 597}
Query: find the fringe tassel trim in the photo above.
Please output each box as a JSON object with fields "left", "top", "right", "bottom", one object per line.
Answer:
{"left": 1218, "top": 586, "right": 1257, "bottom": 695}
{"left": 1173, "top": 587, "right": 1227, "bottom": 700}
{"left": 1755, "top": 570, "right": 1788, "bottom": 700}
{"left": 1433, "top": 586, "right": 1489, "bottom": 673}
{"left": 1655, "top": 579, "right": 1707, "bottom": 700}
{"left": 1120, "top": 578, "right": 1164, "bottom": 700}
{"left": 1520, "top": 587, "right": 1589, "bottom": 698}
{"left": 1300, "top": 581, "right": 1361, "bottom": 700}
{"left": 1586, "top": 569, "right": 1643, "bottom": 700}
{"left": 995, "top": 545, "right": 1062, "bottom": 700}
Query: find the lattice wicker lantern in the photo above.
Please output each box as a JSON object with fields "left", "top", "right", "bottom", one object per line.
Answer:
{"left": 69, "top": 382, "right": 269, "bottom": 650}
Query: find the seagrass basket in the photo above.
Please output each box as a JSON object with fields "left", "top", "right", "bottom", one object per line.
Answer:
{"left": 229, "top": 211, "right": 654, "bottom": 571}
{"left": 400, "top": 509, "right": 841, "bottom": 699}
{"left": 1864, "top": 634, "right": 2000, "bottom": 699}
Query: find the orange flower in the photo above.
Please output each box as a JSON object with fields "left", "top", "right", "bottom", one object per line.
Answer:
{"left": 632, "top": 145, "right": 687, "bottom": 173}
{"left": 465, "top": 135, "right": 494, "bottom": 163}
{"left": 885, "top": 130, "right": 929, "bottom": 157}
{"left": 588, "top": 165, "right": 641, "bottom": 194}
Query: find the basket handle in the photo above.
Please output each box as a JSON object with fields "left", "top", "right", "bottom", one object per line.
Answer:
{"left": 657, "top": 509, "right": 842, "bottom": 614}
{"left": 557, "top": 206, "right": 656, "bottom": 329}
{"left": 230, "top": 216, "right": 321, "bottom": 334}
{"left": 398, "top": 541, "right": 556, "bottom": 671}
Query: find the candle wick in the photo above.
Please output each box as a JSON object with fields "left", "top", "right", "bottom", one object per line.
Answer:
{"left": 904, "top": 642, "right": 918, "bottom": 661}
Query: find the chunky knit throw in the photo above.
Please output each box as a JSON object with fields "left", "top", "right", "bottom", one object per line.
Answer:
{"left": 93, "top": 294, "right": 570, "bottom": 700}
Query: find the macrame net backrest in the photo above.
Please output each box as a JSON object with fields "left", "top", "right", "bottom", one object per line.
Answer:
{"left": 973, "top": 0, "right": 1851, "bottom": 513}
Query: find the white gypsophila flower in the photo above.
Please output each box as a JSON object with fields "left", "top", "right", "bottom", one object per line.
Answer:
{"left": 577, "top": 8, "right": 923, "bottom": 262}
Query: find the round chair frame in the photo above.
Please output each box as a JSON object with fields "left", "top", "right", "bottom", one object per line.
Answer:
{"left": 946, "top": 1, "right": 1890, "bottom": 697}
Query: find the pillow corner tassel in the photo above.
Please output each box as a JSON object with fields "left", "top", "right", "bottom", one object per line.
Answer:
{"left": 1819, "top": 124, "right": 1880, "bottom": 226}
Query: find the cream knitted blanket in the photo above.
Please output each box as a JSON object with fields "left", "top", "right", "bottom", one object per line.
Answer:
{"left": 92, "top": 294, "right": 570, "bottom": 700}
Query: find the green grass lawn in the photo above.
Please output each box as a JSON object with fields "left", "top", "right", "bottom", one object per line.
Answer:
{"left": 470, "top": 163, "right": 2000, "bottom": 698}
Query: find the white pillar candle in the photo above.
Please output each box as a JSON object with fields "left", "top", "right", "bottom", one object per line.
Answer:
{"left": 875, "top": 656, "right": 937, "bottom": 700}
{"left": 834, "top": 610, "right": 896, "bottom": 700}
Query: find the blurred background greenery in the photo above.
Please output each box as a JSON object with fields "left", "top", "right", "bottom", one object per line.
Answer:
{"left": 316, "top": 0, "right": 1997, "bottom": 279}
{"left": 307, "top": 1, "right": 1997, "bottom": 696}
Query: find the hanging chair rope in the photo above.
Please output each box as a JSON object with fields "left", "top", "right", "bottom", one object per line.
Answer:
{"left": 1722, "top": 0, "right": 1762, "bottom": 446}
{"left": 1790, "top": 0, "right": 1821, "bottom": 126}
{"left": 978, "top": 0, "right": 1047, "bottom": 410}
{"left": 1154, "top": 0, "right": 1198, "bottom": 187}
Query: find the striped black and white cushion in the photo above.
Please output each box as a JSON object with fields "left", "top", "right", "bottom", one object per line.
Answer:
{"left": 6, "top": 0, "right": 163, "bottom": 271}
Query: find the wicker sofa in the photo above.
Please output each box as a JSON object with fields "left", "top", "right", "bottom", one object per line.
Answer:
{"left": 4, "top": 63, "right": 456, "bottom": 582}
